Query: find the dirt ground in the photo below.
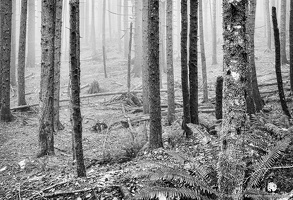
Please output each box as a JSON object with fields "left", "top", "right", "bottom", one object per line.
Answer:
{"left": 0, "top": 26, "right": 292, "bottom": 199}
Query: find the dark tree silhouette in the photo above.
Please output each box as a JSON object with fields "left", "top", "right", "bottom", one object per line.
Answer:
{"left": 215, "top": 76, "right": 223, "bottom": 120}
{"left": 290, "top": 0, "right": 293, "bottom": 93}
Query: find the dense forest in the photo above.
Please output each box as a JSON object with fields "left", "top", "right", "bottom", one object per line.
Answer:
{"left": 0, "top": 0, "right": 293, "bottom": 199}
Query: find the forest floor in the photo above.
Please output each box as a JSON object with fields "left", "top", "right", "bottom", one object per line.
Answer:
{"left": 1, "top": 37, "right": 293, "bottom": 199}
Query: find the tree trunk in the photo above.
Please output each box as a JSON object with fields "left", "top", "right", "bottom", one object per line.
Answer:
{"left": 189, "top": 0, "right": 198, "bottom": 124}
{"left": 69, "top": 0, "right": 86, "bottom": 177}
{"left": 132, "top": 0, "right": 142, "bottom": 78}
{"left": 117, "top": 0, "right": 122, "bottom": 52}
{"left": 127, "top": 22, "right": 133, "bottom": 93}
{"left": 91, "top": 0, "right": 97, "bottom": 59}
{"left": 289, "top": 0, "right": 293, "bottom": 95}
{"left": 177, "top": 0, "right": 181, "bottom": 59}
{"left": 212, "top": 0, "right": 217, "bottom": 65}
{"left": 280, "top": 0, "right": 289, "bottom": 65}
{"left": 38, "top": 0, "right": 56, "bottom": 157}
{"left": 124, "top": 0, "right": 129, "bottom": 58}
{"left": 85, "top": 0, "right": 89, "bottom": 46}
{"left": 17, "top": 0, "right": 28, "bottom": 107}
{"left": 54, "top": 0, "right": 64, "bottom": 131}
{"left": 248, "top": 0, "right": 263, "bottom": 112}
{"left": 102, "top": 0, "right": 107, "bottom": 78}
{"left": 27, "top": 0, "right": 35, "bottom": 68}
{"left": 264, "top": 0, "right": 272, "bottom": 52}
{"left": 215, "top": 76, "right": 223, "bottom": 120}
{"left": 166, "top": 0, "right": 175, "bottom": 125}
{"left": 10, "top": 0, "right": 16, "bottom": 86}
{"left": 142, "top": 0, "right": 149, "bottom": 114}
{"left": 181, "top": 0, "right": 191, "bottom": 137}
{"left": 148, "top": 0, "right": 163, "bottom": 150}
{"left": 108, "top": 0, "right": 112, "bottom": 40}
{"left": 272, "top": 7, "right": 291, "bottom": 118}
{"left": 199, "top": 0, "right": 208, "bottom": 103}
{"left": 0, "top": 3, "right": 3, "bottom": 110}
{"left": 218, "top": 0, "right": 248, "bottom": 198}
{"left": 1, "top": 0, "right": 13, "bottom": 122}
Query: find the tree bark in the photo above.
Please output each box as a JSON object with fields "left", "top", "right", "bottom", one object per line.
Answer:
{"left": 189, "top": 0, "right": 198, "bottom": 124}
{"left": 54, "top": 0, "right": 64, "bottom": 131}
{"left": 38, "top": 0, "right": 56, "bottom": 157}
{"left": 69, "top": 0, "right": 86, "bottom": 177}
{"left": 215, "top": 76, "right": 223, "bottom": 120}
{"left": 17, "top": 0, "right": 28, "bottom": 106}
{"left": 27, "top": 0, "right": 36, "bottom": 68}
{"left": 218, "top": 0, "right": 248, "bottom": 199}
{"left": 289, "top": 0, "right": 293, "bottom": 95}
{"left": 102, "top": 0, "right": 107, "bottom": 78}
{"left": 272, "top": 7, "right": 291, "bottom": 118}
{"left": 264, "top": 0, "right": 272, "bottom": 52}
{"left": 199, "top": 0, "right": 208, "bottom": 103}
{"left": 10, "top": 0, "right": 16, "bottom": 86}
{"left": 166, "top": 0, "right": 175, "bottom": 125}
{"left": 142, "top": 0, "right": 149, "bottom": 114}
{"left": 212, "top": 0, "right": 217, "bottom": 65}
{"left": 0, "top": 0, "right": 13, "bottom": 122}
{"left": 280, "top": 0, "right": 289, "bottom": 65}
{"left": 148, "top": 0, "right": 163, "bottom": 150}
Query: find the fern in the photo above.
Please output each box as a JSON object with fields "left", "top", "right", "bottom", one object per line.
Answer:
{"left": 246, "top": 136, "right": 291, "bottom": 188}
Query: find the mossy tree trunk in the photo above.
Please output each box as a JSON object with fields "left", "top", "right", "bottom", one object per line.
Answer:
{"left": 27, "top": 0, "right": 36, "bottom": 68}
{"left": 0, "top": 0, "right": 13, "bottom": 122}
{"left": 189, "top": 0, "right": 198, "bottom": 124}
{"left": 142, "top": 0, "right": 149, "bottom": 114}
{"left": 280, "top": 0, "right": 289, "bottom": 65}
{"left": 166, "top": 0, "right": 175, "bottom": 125}
{"left": 181, "top": 0, "right": 191, "bottom": 136}
{"left": 272, "top": 7, "right": 291, "bottom": 118}
{"left": 290, "top": 0, "right": 293, "bottom": 93}
{"left": 38, "top": 0, "right": 56, "bottom": 157}
{"left": 218, "top": 1, "right": 249, "bottom": 199}
{"left": 54, "top": 0, "right": 64, "bottom": 131}
{"left": 199, "top": 0, "right": 208, "bottom": 102}
{"left": 148, "top": 0, "right": 163, "bottom": 150}
{"left": 69, "top": 0, "right": 86, "bottom": 177}
{"left": 17, "top": 0, "right": 28, "bottom": 107}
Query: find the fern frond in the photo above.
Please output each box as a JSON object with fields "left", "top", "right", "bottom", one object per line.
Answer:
{"left": 246, "top": 137, "right": 291, "bottom": 188}
{"left": 136, "top": 186, "right": 211, "bottom": 200}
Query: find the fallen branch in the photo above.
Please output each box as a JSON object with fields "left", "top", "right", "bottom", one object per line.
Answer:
{"left": 25, "top": 73, "right": 34, "bottom": 79}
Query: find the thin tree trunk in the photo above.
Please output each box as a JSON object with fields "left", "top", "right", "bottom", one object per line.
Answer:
{"left": 264, "top": 0, "right": 272, "bottom": 52}
{"left": 17, "top": 0, "right": 28, "bottom": 106}
{"left": 148, "top": 0, "right": 163, "bottom": 150}
{"left": 215, "top": 76, "right": 223, "bottom": 120}
{"left": 272, "top": 7, "right": 291, "bottom": 118}
{"left": 199, "top": 0, "right": 208, "bottom": 102}
{"left": 38, "top": 0, "right": 56, "bottom": 157}
{"left": 108, "top": 0, "right": 112, "bottom": 40}
{"left": 127, "top": 22, "right": 133, "bottom": 93}
{"left": 189, "top": 0, "right": 198, "bottom": 124}
{"left": 289, "top": 0, "right": 293, "bottom": 95}
{"left": 10, "top": 0, "right": 16, "bottom": 86}
{"left": 85, "top": 0, "right": 89, "bottom": 46}
{"left": 166, "top": 0, "right": 175, "bottom": 125}
{"left": 69, "top": 0, "right": 86, "bottom": 177}
{"left": 54, "top": 0, "right": 64, "bottom": 131}
{"left": 27, "top": 0, "right": 35, "bottom": 68}
{"left": 102, "top": 0, "right": 107, "bottom": 78}
{"left": 212, "top": 0, "right": 217, "bottom": 65}
{"left": 117, "top": 0, "right": 122, "bottom": 52}
{"left": 91, "top": 0, "right": 97, "bottom": 59}
{"left": 132, "top": 0, "right": 142, "bottom": 78}
{"left": 181, "top": 0, "right": 191, "bottom": 136}
{"left": 280, "top": 0, "right": 289, "bottom": 65}
{"left": 124, "top": 0, "right": 129, "bottom": 58}
{"left": 142, "top": 0, "right": 149, "bottom": 114}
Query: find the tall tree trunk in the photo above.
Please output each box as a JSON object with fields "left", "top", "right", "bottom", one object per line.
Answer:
{"left": 1, "top": 0, "right": 13, "bottom": 122}
{"left": 54, "top": 0, "right": 64, "bottom": 131}
{"left": 132, "top": 0, "right": 142, "bottom": 78}
{"left": 0, "top": 4, "right": 2, "bottom": 110}
{"left": 177, "top": 0, "right": 181, "bottom": 59}
{"left": 38, "top": 0, "right": 55, "bottom": 157}
{"left": 264, "top": 0, "right": 272, "bottom": 52}
{"left": 248, "top": 0, "right": 263, "bottom": 112}
{"left": 102, "top": 0, "right": 107, "bottom": 78}
{"left": 27, "top": 0, "right": 35, "bottom": 68}
{"left": 124, "top": 0, "right": 129, "bottom": 58}
{"left": 189, "top": 0, "right": 198, "bottom": 124}
{"left": 199, "top": 0, "right": 208, "bottom": 102}
{"left": 108, "top": 0, "right": 112, "bottom": 40}
{"left": 85, "top": 0, "right": 89, "bottom": 46}
{"left": 117, "top": 0, "right": 122, "bottom": 52}
{"left": 148, "top": 0, "right": 163, "bottom": 150}
{"left": 142, "top": 0, "right": 149, "bottom": 114}
{"left": 10, "top": 0, "right": 16, "bottom": 86}
{"left": 289, "top": 0, "right": 293, "bottom": 95}
{"left": 91, "top": 0, "right": 97, "bottom": 59}
{"left": 212, "top": 0, "right": 217, "bottom": 65}
{"left": 166, "top": 0, "right": 175, "bottom": 125}
{"left": 280, "top": 0, "right": 289, "bottom": 65}
{"left": 17, "top": 0, "right": 28, "bottom": 106}
{"left": 215, "top": 76, "right": 223, "bottom": 120}
{"left": 181, "top": 0, "right": 191, "bottom": 136}
{"left": 127, "top": 22, "right": 133, "bottom": 93}
{"left": 272, "top": 7, "right": 291, "bottom": 118}
{"left": 218, "top": 0, "right": 248, "bottom": 198}
{"left": 69, "top": 0, "right": 86, "bottom": 177}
